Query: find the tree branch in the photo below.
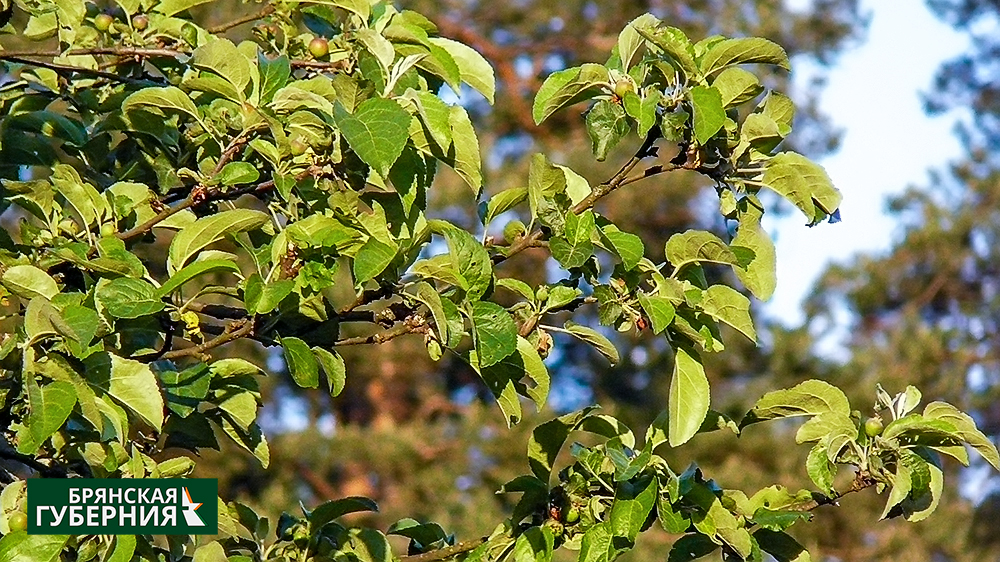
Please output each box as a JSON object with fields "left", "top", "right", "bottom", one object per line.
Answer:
{"left": 161, "top": 317, "right": 255, "bottom": 360}
{"left": 333, "top": 315, "right": 427, "bottom": 346}
{"left": 0, "top": 55, "right": 165, "bottom": 86}
{"left": 0, "top": 47, "right": 339, "bottom": 70}
{"left": 397, "top": 538, "right": 487, "bottom": 562}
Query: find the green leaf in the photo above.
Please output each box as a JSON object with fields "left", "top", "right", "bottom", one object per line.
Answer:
{"left": 1, "top": 264, "right": 59, "bottom": 300}
{"left": 741, "top": 380, "right": 851, "bottom": 427}
{"left": 85, "top": 352, "right": 165, "bottom": 431}
{"left": 761, "top": 152, "right": 842, "bottom": 225}
{"left": 699, "top": 285, "right": 756, "bottom": 342}
{"left": 712, "top": 67, "right": 763, "bottom": 107}
{"left": 527, "top": 153, "right": 570, "bottom": 232}
{"left": 442, "top": 225, "right": 493, "bottom": 300}
{"left": 615, "top": 14, "right": 660, "bottom": 71}
{"left": 513, "top": 526, "right": 554, "bottom": 562}
{"left": 193, "top": 542, "right": 227, "bottom": 562}
{"left": 429, "top": 37, "right": 496, "bottom": 104}
{"left": 309, "top": 497, "right": 378, "bottom": 534}
{"left": 106, "top": 535, "right": 136, "bottom": 562}
{"left": 689, "top": 85, "right": 726, "bottom": 144}
{"left": 0, "top": 533, "right": 69, "bottom": 562}
{"left": 482, "top": 187, "right": 527, "bottom": 227}
{"left": 901, "top": 459, "right": 943, "bottom": 522}
{"left": 96, "top": 278, "right": 164, "bottom": 319}
{"left": 15, "top": 379, "right": 76, "bottom": 455}
{"left": 157, "top": 259, "right": 241, "bottom": 298}
{"left": 218, "top": 417, "right": 269, "bottom": 468}
{"left": 666, "top": 230, "right": 738, "bottom": 270}
{"left": 313, "top": 347, "right": 346, "bottom": 397}
{"left": 563, "top": 322, "right": 620, "bottom": 365}
{"left": 753, "top": 529, "right": 810, "bottom": 562}
{"left": 578, "top": 522, "right": 621, "bottom": 562}
{"left": 152, "top": 0, "right": 214, "bottom": 16}
{"left": 610, "top": 476, "right": 657, "bottom": 542}
{"left": 447, "top": 105, "right": 484, "bottom": 195}
{"left": 550, "top": 210, "right": 596, "bottom": 269}
{"left": 258, "top": 53, "right": 291, "bottom": 104}
{"left": 353, "top": 238, "right": 397, "bottom": 283}
{"left": 526, "top": 406, "right": 600, "bottom": 481}
{"left": 586, "top": 100, "right": 629, "bottom": 161}
{"left": 666, "top": 534, "right": 718, "bottom": 562}
{"left": 335, "top": 98, "right": 411, "bottom": 178}
{"left": 751, "top": 509, "right": 811, "bottom": 532}
{"left": 805, "top": 442, "right": 836, "bottom": 495}
{"left": 413, "top": 282, "right": 450, "bottom": 343}
{"left": 532, "top": 63, "right": 609, "bottom": 124}
{"left": 923, "top": 401, "right": 1000, "bottom": 470}
{"left": 243, "top": 275, "right": 294, "bottom": 315}
{"left": 599, "top": 225, "right": 644, "bottom": 270}
{"left": 217, "top": 162, "right": 260, "bottom": 186}
{"left": 168, "top": 209, "right": 269, "bottom": 273}
{"left": 192, "top": 38, "right": 254, "bottom": 94}
{"left": 637, "top": 294, "right": 675, "bottom": 334}
{"left": 731, "top": 198, "right": 775, "bottom": 300}
{"left": 405, "top": 89, "right": 452, "bottom": 153}
{"left": 700, "top": 37, "right": 790, "bottom": 76}
{"left": 282, "top": 337, "right": 319, "bottom": 389}
{"left": 668, "top": 347, "right": 710, "bottom": 446}
{"left": 634, "top": 25, "right": 701, "bottom": 81}
{"left": 470, "top": 301, "right": 518, "bottom": 368}
{"left": 122, "top": 86, "right": 200, "bottom": 121}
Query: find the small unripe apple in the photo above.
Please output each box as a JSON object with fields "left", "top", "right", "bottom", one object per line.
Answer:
{"left": 564, "top": 506, "right": 580, "bottom": 524}
{"left": 132, "top": 14, "right": 148, "bottom": 30}
{"left": 8, "top": 512, "right": 27, "bottom": 532}
{"left": 94, "top": 13, "right": 113, "bottom": 31}
{"left": 613, "top": 78, "right": 634, "bottom": 99}
{"left": 308, "top": 37, "right": 329, "bottom": 58}
{"left": 289, "top": 137, "right": 308, "bottom": 156}
{"left": 100, "top": 223, "right": 116, "bottom": 237}
{"left": 864, "top": 416, "right": 884, "bottom": 437}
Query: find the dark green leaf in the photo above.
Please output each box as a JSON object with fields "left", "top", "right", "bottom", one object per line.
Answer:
{"left": 336, "top": 98, "right": 411, "bottom": 178}
{"left": 667, "top": 534, "right": 718, "bottom": 562}
{"left": 753, "top": 529, "right": 808, "bottom": 562}
{"left": 309, "top": 497, "right": 378, "bottom": 535}
{"left": 470, "top": 301, "right": 518, "bottom": 368}
{"left": 550, "top": 211, "right": 596, "bottom": 269}
{"left": 97, "top": 278, "right": 164, "bottom": 319}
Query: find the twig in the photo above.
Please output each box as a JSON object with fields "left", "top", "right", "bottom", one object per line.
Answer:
{"left": 493, "top": 126, "right": 663, "bottom": 265}
{"left": 132, "top": 322, "right": 175, "bottom": 362}
{"left": 161, "top": 317, "right": 254, "bottom": 360}
{"left": 397, "top": 538, "right": 488, "bottom": 562}
{"left": 0, "top": 55, "right": 165, "bottom": 86}
{"left": 789, "top": 472, "right": 877, "bottom": 512}
{"left": 207, "top": 5, "right": 275, "bottom": 33}
{"left": 0, "top": 47, "right": 335, "bottom": 71}
{"left": 333, "top": 315, "right": 426, "bottom": 346}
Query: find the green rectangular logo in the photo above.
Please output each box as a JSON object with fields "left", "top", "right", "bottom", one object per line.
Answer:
{"left": 27, "top": 479, "right": 218, "bottom": 535}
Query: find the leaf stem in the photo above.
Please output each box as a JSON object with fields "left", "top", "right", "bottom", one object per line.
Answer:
{"left": 207, "top": 4, "right": 275, "bottom": 33}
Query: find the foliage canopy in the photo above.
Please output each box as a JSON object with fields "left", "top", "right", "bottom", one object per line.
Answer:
{"left": 0, "top": 1, "right": 996, "bottom": 562}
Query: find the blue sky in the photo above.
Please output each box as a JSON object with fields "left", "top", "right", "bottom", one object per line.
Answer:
{"left": 765, "top": 0, "right": 970, "bottom": 327}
